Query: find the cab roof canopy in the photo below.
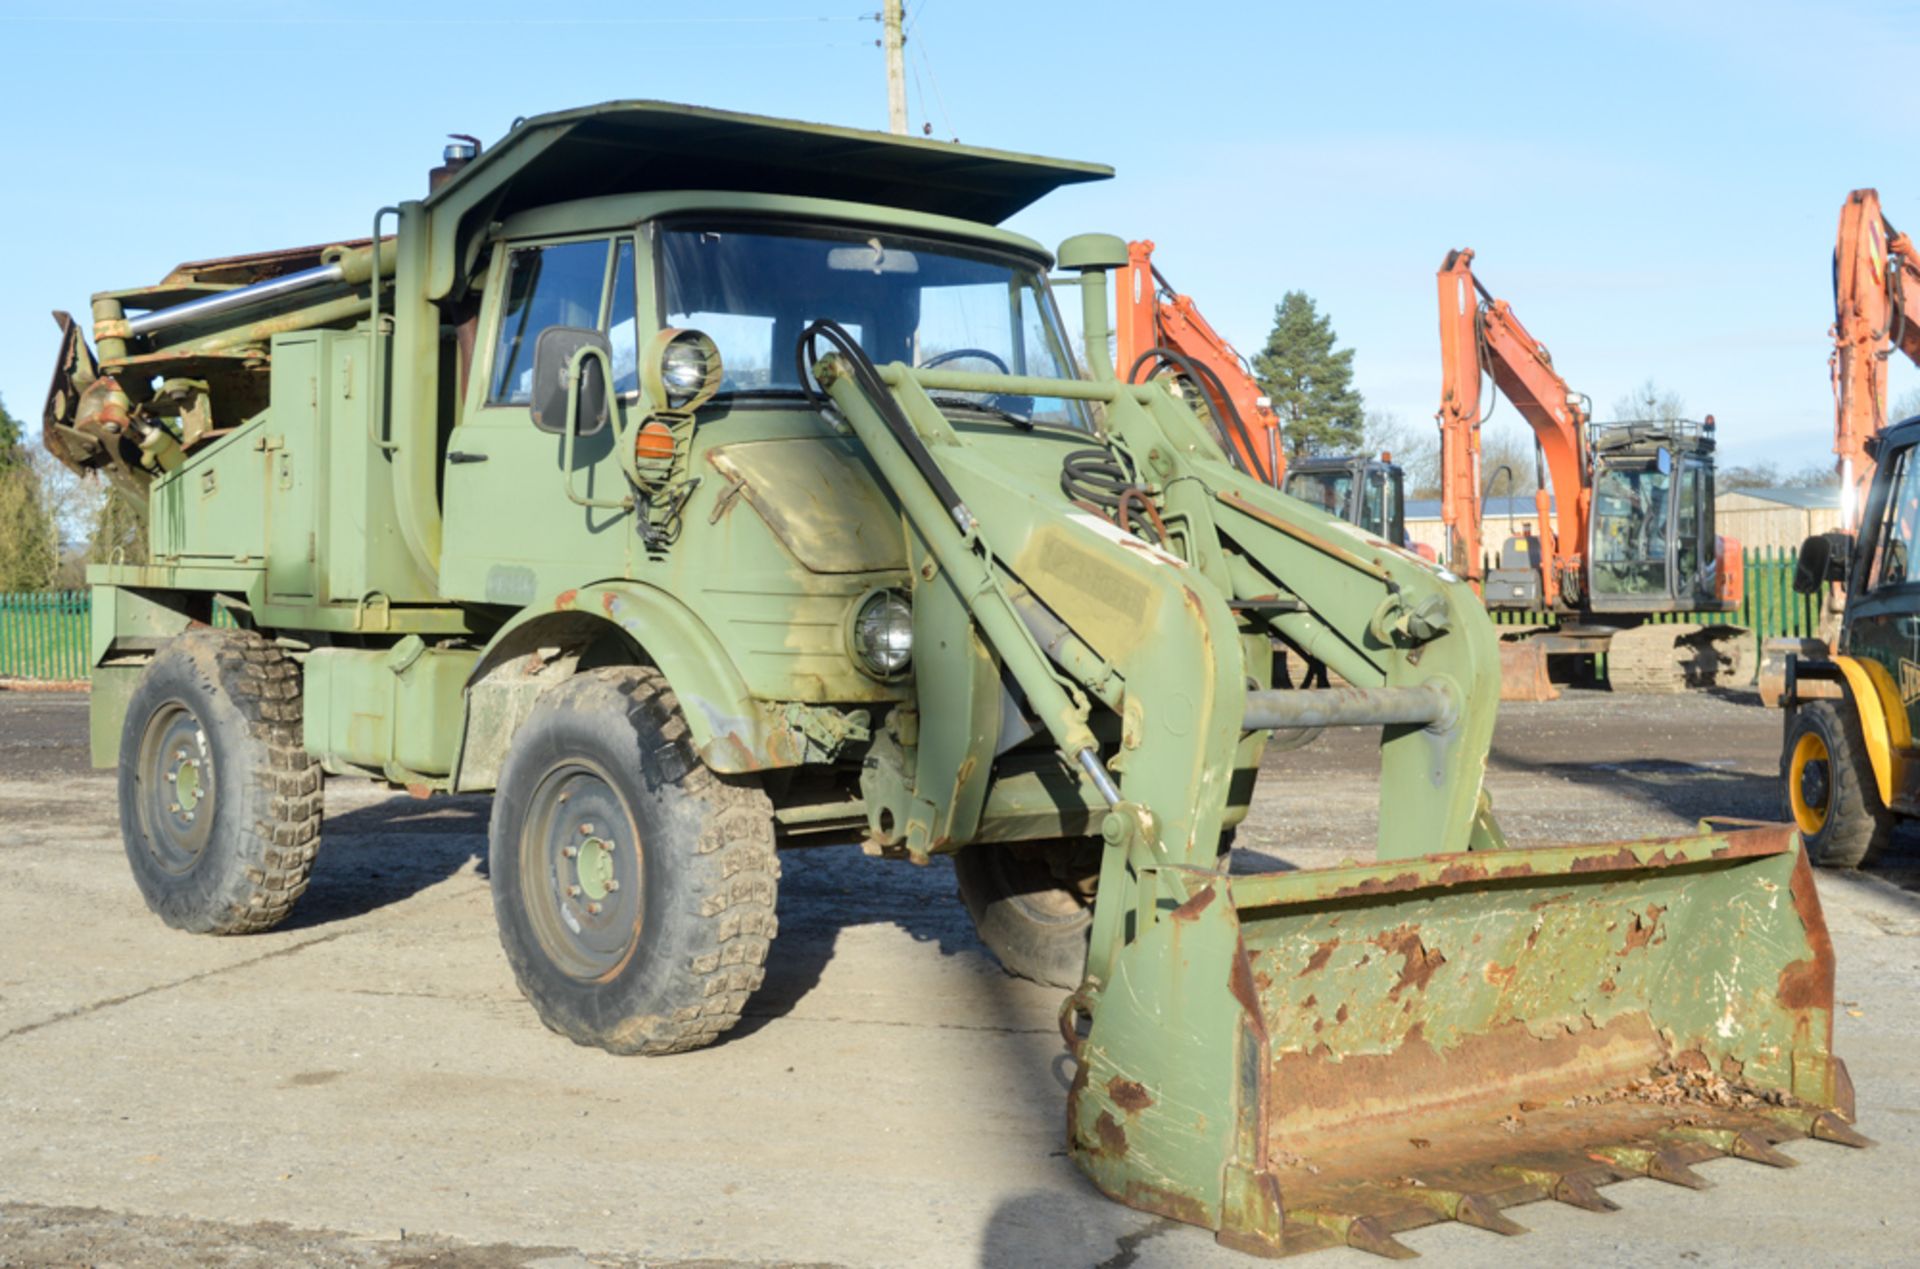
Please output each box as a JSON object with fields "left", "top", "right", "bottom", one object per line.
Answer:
{"left": 428, "top": 100, "right": 1113, "bottom": 226}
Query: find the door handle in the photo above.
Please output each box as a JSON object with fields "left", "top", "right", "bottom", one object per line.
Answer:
{"left": 447, "top": 451, "right": 489, "bottom": 464}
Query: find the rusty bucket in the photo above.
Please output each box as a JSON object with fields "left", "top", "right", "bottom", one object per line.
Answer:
{"left": 1064, "top": 823, "right": 1864, "bottom": 1257}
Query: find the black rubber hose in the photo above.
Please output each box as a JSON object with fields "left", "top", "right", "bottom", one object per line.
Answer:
{"left": 1125, "top": 346, "right": 1269, "bottom": 484}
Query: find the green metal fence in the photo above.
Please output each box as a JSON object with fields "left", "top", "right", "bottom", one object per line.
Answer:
{"left": 1488, "top": 546, "right": 1823, "bottom": 668}
{"left": 0, "top": 590, "right": 91, "bottom": 681}
{"left": 0, "top": 549, "right": 1826, "bottom": 684}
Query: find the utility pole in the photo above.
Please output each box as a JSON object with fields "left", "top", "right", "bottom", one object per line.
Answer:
{"left": 883, "top": 0, "right": 907, "bottom": 135}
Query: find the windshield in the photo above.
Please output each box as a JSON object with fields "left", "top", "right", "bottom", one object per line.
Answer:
{"left": 1590, "top": 459, "right": 1672, "bottom": 596}
{"left": 658, "top": 222, "right": 1088, "bottom": 427}
{"left": 1284, "top": 469, "right": 1355, "bottom": 519}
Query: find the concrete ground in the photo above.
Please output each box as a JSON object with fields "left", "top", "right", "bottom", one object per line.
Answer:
{"left": 0, "top": 688, "right": 1915, "bottom": 1268}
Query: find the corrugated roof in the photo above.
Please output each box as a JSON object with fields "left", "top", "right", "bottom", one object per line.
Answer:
{"left": 1406, "top": 495, "right": 1551, "bottom": 522}
{"left": 1720, "top": 485, "right": 1841, "bottom": 509}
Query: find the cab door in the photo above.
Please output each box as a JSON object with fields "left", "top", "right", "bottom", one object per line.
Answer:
{"left": 439, "top": 234, "right": 643, "bottom": 605}
{"left": 1843, "top": 439, "right": 1920, "bottom": 763}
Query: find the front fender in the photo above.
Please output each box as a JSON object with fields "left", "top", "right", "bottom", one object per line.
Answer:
{"left": 462, "top": 582, "right": 792, "bottom": 778}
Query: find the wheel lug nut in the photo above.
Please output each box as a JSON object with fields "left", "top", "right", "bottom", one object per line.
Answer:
{"left": 586, "top": 902, "right": 602, "bottom": 915}
{"left": 169, "top": 802, "right": 180, "bottom": 814}
{"left": 605, "top": 879, "right": 620, "bottom": 892}
{"left": 567, "top": 885, "right": 581, "bottom": 897}
{"left": 578, "top": 823, "right": 594, "bottom": 835}
{"left": 165, "top": 772, "right": 176, "bottom": 783}
{"left": 561, "top": 846, "right": 578, "bottom": 858}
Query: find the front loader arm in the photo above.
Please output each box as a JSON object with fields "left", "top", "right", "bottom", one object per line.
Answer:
{"left": 808, "top": 333, "right": 1857, "bottom": 1259}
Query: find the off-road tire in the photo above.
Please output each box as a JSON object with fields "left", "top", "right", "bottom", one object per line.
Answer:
{"left": 954, "top": 838, "right": 1099, "bottom": 989}
{"left": 118, "top": 627, "right": 323, "bottom": 934}
{"left": 489, "top": 667, "right": 777, "bottom": 1055}
{"left": 1782, "top": 700, "right": 1893, "bottom": 868}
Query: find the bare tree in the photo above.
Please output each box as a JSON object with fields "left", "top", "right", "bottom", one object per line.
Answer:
{"left": 1362, "top": 409, "right": 1439, "bottom": 497}
{"left": 1610, "top": 379, "right": 1687, "bottom": 424}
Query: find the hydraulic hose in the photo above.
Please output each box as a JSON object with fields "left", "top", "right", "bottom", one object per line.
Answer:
{"left": 1125, "top": 345, "right": 1270, "bottom": 484}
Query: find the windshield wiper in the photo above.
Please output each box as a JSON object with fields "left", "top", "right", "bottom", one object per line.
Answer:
{"left": 927, "top": 393, "right": 1035, "bottom": 429}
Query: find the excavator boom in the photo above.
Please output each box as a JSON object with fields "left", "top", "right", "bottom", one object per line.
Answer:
{"left": 1832, "top": 189, "right": 1920, "bottom": 530}
{"left": 1115, "top": 240, "right": 1285, "bottom": 485}
{"left": 1435, "top": 249, "right": 1590, "bottom": 605}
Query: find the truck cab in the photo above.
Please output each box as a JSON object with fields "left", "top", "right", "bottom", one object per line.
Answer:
{"left": 1281, "top": 453, "right": 1408, "bottom": 545}
{"left": 1584, "top": 419, "right": 1731, "bottom": 612}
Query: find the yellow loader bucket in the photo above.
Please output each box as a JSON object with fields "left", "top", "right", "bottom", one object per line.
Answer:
{"left": 1064, "top": 823, "right": 1864, "bottom": 1258}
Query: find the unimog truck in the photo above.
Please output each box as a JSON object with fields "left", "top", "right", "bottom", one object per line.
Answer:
{"left": 47, "top": 102, "right": 1864, "bottom": 1257}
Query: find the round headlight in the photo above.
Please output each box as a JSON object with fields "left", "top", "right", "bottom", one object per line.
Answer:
{"left": 662, "top": 338, "right": 710, "bottom": 405}
{"left": 850, "top": 589, "right": 913, "bottom": 678}
{"left": 641, "top": 328, "right": 723, "bottom": 413}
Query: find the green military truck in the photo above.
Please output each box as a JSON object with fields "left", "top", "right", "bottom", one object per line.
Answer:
{"left": 45, "top": 102, "right": 1861, "bottom": 1256}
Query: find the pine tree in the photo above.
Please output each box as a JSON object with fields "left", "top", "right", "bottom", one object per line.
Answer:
{"left": 1252, "top": 292, "right": 1365, "bottom": 460}
{"left": 0, "top": 395, "right": 58, "bottom": 590}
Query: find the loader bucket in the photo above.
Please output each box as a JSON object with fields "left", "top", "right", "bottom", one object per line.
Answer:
{"left": 1065, "top": 823, "right": 1864, "bottom": 1258}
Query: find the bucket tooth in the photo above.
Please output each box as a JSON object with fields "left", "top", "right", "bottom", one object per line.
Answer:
{"left": 1293, "top": 1210, "right": 1419, "bottom": 1260}
{"left": 1660, "top": 1127, "right": 1798, "bottom": 1169}
{"left": 1809, "top": 1111, "right": 1874, "bottom": 1149}
{"left": 1396, "top": 1186, "right": 1528, "bottom": 1237}
{"left": 1491, "top": 1165, "right": 1619, "bottom": 1213}
{"left": 1591, "top": 1145, "right": 1712, "bottom": 1190}
{"left": 1756, "top": 1107, "right": 1875, "bottom": 1149}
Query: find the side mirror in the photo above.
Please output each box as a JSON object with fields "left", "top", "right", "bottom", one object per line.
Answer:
{"left": 531, "top": 326, "right": 610, "bottom": 436}
{"left": 1793, "top": 531, "right": 1853, "bottom": 594}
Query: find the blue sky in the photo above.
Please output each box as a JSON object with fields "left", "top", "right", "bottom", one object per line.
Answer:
{"left": 2, "top": 0, "right": 1915, "bottom": 474}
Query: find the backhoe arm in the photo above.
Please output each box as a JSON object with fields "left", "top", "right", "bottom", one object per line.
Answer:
{"left": 1435, "top": 249, "right": 1591, "bottom": 604}
{"left": 1833, "top": 189, "right": 1920, "bottom": 530}
{"left": 1116, "top": 240, "right": 1285, "bottom": 485}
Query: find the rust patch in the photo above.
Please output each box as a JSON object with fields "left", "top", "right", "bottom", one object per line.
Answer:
{"left": 1483, "top": 961, "right": 1516, "bottom": 988}
{"left": 1671, "top": 1050, "right": 1711, "bottom": 1074}
{"left": 1299, "top": 938, "right": 1339, "bottom": 976}
{"left": 1228, "top": 947, "right": 1262, "bottom": 1016}
{"left": 1121, "top": 1180, "right": 1211, "bottom": 1230}
{"left": 1109, "top": 1078, "right": 1154, "bottom": 1114}
{"left": 1335, "top": 1004, "right": 1349, "bottom": 1024}
{"left": 1326, "top": 871, "right": 1426, "bottom": 900}
{"left": 555, "top": 588, "right": 579, "bottom": 609}
{"left": 1720, "top": 1055, "right": 1746, "bottom": 1081}
{"left": 600, "top": 591, "right": 618, "bottom": 616}
{"left": 1095, "top": 1110, "right": 1129, "bottom": 1157}
{"left": 1777, "top": 850, "right": 1837, "bottom": 1014}
{"left": 1568, "top": 847, "right": 1643, "bottom": 874}
{"left": 1302, "top": 995, "right": 1317, "bottom": 1009}
{"left": 1171, "top": 885, "right": 1216, "bottom": 922}
{"left": 1621, "top": 904, "right": 1666, "bottom": 953}
{"left": 1373, "top": 925, "right": 1446, "bottom": 998}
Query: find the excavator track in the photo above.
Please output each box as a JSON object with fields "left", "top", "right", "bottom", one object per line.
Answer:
{"left": 1605, "top": 622, "right": 1751, "bottom": 694}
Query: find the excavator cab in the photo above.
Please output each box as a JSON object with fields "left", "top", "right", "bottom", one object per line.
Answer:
{"left": 1586, "top": 420, "right": 1726, "bottom": 610}
{"left": 1282, "top": 454, "right": 1408, "bottom": 545}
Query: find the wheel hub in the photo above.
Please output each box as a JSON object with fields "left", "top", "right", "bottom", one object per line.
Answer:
{"left": 1798, "top": 759, "right": 1830, "bottom": 813}
{"left": 575, "top": 834, "right": 616, "bottom": 901}
{"left": 521, "top": 765, "right": 644, "bottom": 980}
{"left": 171, "top": 746, "right": 204, "bottom": 817}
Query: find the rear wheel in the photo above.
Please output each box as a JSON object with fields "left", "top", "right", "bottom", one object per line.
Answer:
{"left": 1783, "top": 701, "right": 1892, "bottom": 867}
{"left": 489, "top": 667, "right": 777, "bottom": 1054}
{"left": 954, "top": 838, "right": 1099, "bottom": 989}
{"left": 117, "top": 628, "right": 323, "bottom": 934}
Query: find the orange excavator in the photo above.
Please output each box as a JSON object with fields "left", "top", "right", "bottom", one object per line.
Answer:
{"left": 1756, "top": 189, "right": 1920, "bottom": 705}
{"left": 1832, "top": 189, "right": 1920, "bottom": 531}
{"left": 1114, "top": 239, "right": 1416, "bottom": 546}
{"left": 1435, "top": 249, "right": 1746, "bottom": 697}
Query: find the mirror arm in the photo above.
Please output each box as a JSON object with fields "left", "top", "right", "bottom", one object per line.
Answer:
{"left": 560, "top": 344, "right": 631, "bottom": 511}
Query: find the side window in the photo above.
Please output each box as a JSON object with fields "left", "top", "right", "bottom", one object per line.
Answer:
{"left": 1869, "top": 446, "right": 1920, "bottom": 589}
{"left": 487, "top": 239, "right": 616, "bottom": 406}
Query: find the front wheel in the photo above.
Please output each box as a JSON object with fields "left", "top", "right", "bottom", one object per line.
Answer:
{"left": 489, "top": 667, "right": 777, "bottom": 1055}
{"left": 1783, "top": 700, "right": 1893, "bottom": 867}
{"left": 953, "top": 838, "right": 1099, "bottom": 989}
